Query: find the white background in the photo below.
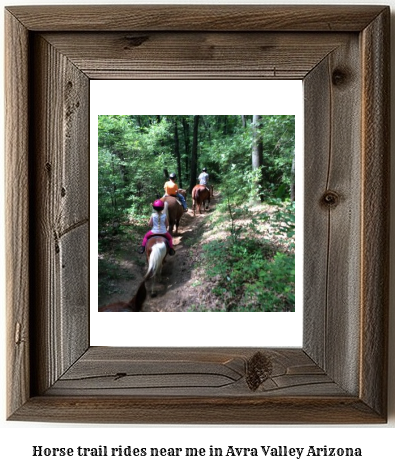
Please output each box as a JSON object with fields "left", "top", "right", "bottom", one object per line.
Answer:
{"left": 90, "top": 79, "right": 304, "bottom": 347}
{"left": 1, "top": 0, "right": 394, "bottom": 469}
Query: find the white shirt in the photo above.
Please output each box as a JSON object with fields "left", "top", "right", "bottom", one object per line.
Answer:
{"left": 151, "top": 212, "right": 167, "bottom": 233}
{"left": 198, "top": 172, "right": 209, "bottom": 185}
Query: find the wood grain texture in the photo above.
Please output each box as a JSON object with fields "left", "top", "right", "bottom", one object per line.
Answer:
{"left": 29, "top": 34, "right": 90, "bottom": 395}
{"left": 5, "top": 10, "right": 30, "bottom": 419}
{"left": 46, "top": 347, "right": 345, "bottom": 397}
{"left": 10, "top": 350, "right": 383, "bottom": 424}
{"left": 5, "top": 5, "right": 389, "bottom": 424}
{"left": 304, "top": 35, "right": 362, "bottom": 395}
{"left": 5, "top": 5, "right": 386, "bottom": 32}
{"left": 42, "top": 32, "right": 350, "bottom": 80}
{"left": 303, "top": 56, "right": 331, "bottom": 369}
{"left": 10, "top": 396, "right": 384, "bottom": 425}
{"left": 360, "top": 9, "right": 390, "bottom": 418}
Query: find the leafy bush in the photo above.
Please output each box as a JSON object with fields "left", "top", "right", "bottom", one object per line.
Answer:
{"left": 201, "top": 198, "right": 295, "bottom": 312}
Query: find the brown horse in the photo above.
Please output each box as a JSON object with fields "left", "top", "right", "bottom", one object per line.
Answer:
{"left": 98, "top": 235, "right": 169, "bottom": 311}
{"left": 161, "top": 195, "right": 184, "bottom": 233}
{"left": 192, "top": 184, "right": 210, "bottom": 215}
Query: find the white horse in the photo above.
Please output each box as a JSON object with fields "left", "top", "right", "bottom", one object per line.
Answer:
{"left": 144, "top": 237, "right": 168, "bottom": 296}
{"left": 144, "top": 201, "right": 170, "bottom": 296}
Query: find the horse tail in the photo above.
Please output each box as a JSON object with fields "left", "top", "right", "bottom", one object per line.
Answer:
{"left": 128, "top": 280, "right": 147, "bottom": 312}
{"left": 98, "top": 279, "right": 147, "bottom": 312}
{"left": 144, "top": 241, "right": 167, "bottom": 280}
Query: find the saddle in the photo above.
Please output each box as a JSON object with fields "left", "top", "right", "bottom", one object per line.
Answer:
{"left": 146, "top": 234, "right": 175, "bottom": 255}
{"left": 164, "top": 194, "right": 182, "bottom": 205}
{"left": 146, "top": 233, "right": 171, "bottom": 248}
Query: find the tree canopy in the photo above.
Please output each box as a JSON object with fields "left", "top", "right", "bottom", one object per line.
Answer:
{"left": 98, "top": 114, "right": 295, "bottom": 227}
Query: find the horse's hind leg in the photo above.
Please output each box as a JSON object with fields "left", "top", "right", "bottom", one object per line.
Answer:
{"left": 150, "top": 275, "right": 157, "bottom": 297}
{"left": 151, "top": 265, "right": 164, "bottom": 297}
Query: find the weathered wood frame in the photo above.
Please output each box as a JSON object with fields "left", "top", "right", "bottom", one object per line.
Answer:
{"left": 5, "top": 5, "right": 389, "bottom": 424}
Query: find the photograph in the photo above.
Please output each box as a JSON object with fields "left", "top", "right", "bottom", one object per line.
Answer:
{"left": 97, "top": 114, "right": 296, "bottom": 313}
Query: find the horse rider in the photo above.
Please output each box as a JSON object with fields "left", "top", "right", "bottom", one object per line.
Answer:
{"left": 197, "top": 167, "right": 210, "bottom": 191}
{"left": 164, "top": 172, "right": 188, "bottom": 212}
{"left": 139, "top": 199, "right": 175, "bottom": 255}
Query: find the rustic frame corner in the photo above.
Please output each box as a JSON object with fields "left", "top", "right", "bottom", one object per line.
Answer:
{"left": 5, "top": 5, "right": 390, "bottom": 424}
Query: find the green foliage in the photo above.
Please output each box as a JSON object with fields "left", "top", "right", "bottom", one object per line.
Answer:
{"left": 197, "top": 115, "right": 295, "bottom": 203}
{"left": 260, "top": 115, "right": 295, "bottom": 190}
{"left": 98, "top": 115, "right": 179, "bottom": 230}
{"left": 98, "top": 114, "right": 295, "bottom": 235}
{"left": 201, "top": 200, "right": 295, "bottom": 312}
{"left": 98, "top": 115, "right": 296, "bottom": 312}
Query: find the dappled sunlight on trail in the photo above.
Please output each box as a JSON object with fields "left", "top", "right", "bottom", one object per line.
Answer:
{"left": 98, "top": 191, "right": 219, "bottom": 312}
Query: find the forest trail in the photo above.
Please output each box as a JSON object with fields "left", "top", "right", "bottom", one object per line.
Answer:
{"left": 98, "top": 191, "right": 219, "bottom": 312}
{"left": 98, "top": 115, "right": 296, "bottom": 312}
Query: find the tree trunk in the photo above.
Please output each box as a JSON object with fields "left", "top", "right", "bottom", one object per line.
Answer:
{"left": 174, "top": 118, "right": 183, "bottom": 188}
{"left": 182, "top": 117, "right": 190, "bottom": 176}
{"left": 111, "top": 155, "right": 118, "bottom": 215}
{"left": 189, "top": 115, "right": 200, "bottom": 191}
{"left": 252, "top": 115, "right": 264, "bottom": 200}
{"left": 290, "top": 156, "right": 295, "bottom": 201}
{"left": 252, "top": 115, "right": 263, "bottom": 169}
{"left": 223, "top": 115, "right": 228, "bottom": 135}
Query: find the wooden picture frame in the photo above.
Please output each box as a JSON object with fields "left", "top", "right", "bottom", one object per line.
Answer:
{"left": 5, "top": 5, "right": 389, "bottom": 424}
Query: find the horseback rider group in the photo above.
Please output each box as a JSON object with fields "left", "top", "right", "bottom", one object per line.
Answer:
{"left": 139, "top": 169, "right": 209, "bottom": 256}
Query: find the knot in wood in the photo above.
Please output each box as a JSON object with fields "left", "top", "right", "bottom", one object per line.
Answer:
{"left": 246, "top": 351, "right": 273, "bottom": 391}
{"left": 321, "top": 190, "right": 340, "bottom": 208}
{"left": 332, "top": 68, "right": 348, "bottom": 87}
{"left": 123, "top": 35, "right": 149, "bottom": 49}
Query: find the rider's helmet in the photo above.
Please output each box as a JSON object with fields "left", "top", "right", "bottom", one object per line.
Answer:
{"left": 152, "top": 199, "right": 165, "bottom": 211}
{"left": 169, "top": 172, "right": 177, "bottom": 179}
{"left": 202, "top": 167, "right": 207, "bottom": 172}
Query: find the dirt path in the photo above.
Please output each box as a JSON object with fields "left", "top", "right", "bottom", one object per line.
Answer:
{"left": 99, "top": 193, "right": 218, "bottom": 312}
